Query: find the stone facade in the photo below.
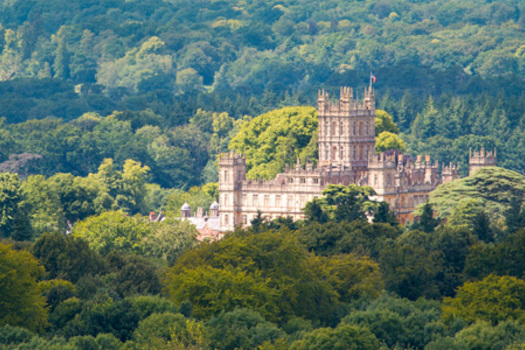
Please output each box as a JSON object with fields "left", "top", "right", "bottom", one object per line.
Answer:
{"left": 218, "top": 86, "right": 493, "bottom": 231}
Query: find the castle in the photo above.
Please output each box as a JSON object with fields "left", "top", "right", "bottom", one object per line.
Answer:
{"left": 216, "top": 86, "right": 496, "bottom": 232}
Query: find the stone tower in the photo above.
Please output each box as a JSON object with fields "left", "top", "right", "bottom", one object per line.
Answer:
{"left": 317, "top": 86, "right": 376, "bottom": 178}
{"left": 469, "top": 148, "right": 496, "bottom": 176}
{"left": 442, "top": 162, "right": 460, "bottom": 184}
{"left": 218, "top": 151, "right": 246, "bottom": 231}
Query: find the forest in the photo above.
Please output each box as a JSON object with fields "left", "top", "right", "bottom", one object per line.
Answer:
{"left": 1, "top": 0, "right": 525, "bottom": 348}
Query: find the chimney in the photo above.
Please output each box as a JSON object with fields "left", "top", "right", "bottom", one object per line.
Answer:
{"left": 149, "top": 211, "right": 157, "bottom": 222}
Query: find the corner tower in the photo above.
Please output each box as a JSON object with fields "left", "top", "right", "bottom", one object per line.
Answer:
{"left": 218, "top": 151, "right": 246, "bottom": 231}
{"left": 317, "top": 86, "right": 376, "bottom": 178}
{"left": 469, "top": 148, "right": 496, "bottom": 176}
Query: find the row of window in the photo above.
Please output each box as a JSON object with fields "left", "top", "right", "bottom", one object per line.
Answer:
{"left": 222, "top": 193, "right": 318, "bottom": 209}
{"left": 321, "top": 144, "right": 373, "bottom": 161}
{"left": 287, "top": 177, "right": 319, "bottom": 184}
{"left": 322, "top": 119, "right": 372, "bottom": 136}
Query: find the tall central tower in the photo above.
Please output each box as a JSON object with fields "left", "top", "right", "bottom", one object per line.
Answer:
{"left": 317, "top": 86, "right": 376, "bottom": 175}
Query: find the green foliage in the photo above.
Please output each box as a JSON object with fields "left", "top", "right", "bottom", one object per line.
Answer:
{"left": 424, "top": 167, "right": 525, "bottom": 229}
{"left": 31, "top": 232, "right": 105, "bottom": 283}
{"left": 375, "top": 131, "right": 407, "bottom": 153}
{"left": 165, "top": 230, "right": 383, "bottom": 323}
{"left": 296, "top": 220, "right": 400, "bottom": 258}
{"left": 206, "top": 308, "right": 285, "bottom": 350}
{"left": 443, "top": 275, "right": 525, "bottom": 324}
{"left": 229, "top": 107, "right": 318, "bottom": 180}
{"left": 426, "top": 321, "right": 525, "bottom": 350}
{"left": 342, "top": 293, "right": 442, "bottom": 349}
{"left": 289, "top": 323, "right": 379, "bottom": 350}
{"left": 375, "top": 110, "right": 399, "bottom": 136}
{"left": 0, "top": 172, "right": 31, "bottom": 240}
{"left": 304, "top": 184, "right": 377, "bottom": 223}
{"left": 0, "top": 243, "right": 48, "bottom": 331}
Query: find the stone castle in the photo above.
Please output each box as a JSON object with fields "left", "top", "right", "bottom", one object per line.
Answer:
{"left": 217, "top": 86, "right": 496, "bottom": 232}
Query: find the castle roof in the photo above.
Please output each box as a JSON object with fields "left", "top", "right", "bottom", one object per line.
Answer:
{"left": 209, "top": 201, "right": 219, "bottom": 210}
{"left": 181, "top": 201, "right": 191, "bottom": 211}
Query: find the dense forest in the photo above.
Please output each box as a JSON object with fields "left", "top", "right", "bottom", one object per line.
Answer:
{"left": 1, "top": 0, "right": 525, "bottom": 348}
{"left": 2, "top": 169, "right": 525, "bottom": 349}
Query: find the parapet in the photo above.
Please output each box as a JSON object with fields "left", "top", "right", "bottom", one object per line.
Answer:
{"left": 317, "top": 85, "right": 375, "bottom": 116}
{"left": 219, "top": 150, "right": 246, "bottom": 166}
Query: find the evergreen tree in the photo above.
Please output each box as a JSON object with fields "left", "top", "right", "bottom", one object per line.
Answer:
{"left": 505, "top": 197, "right": 524, "bottom": 233}
{"left": 415, "top": 202, "right": 439, "bottom": 233}
{"left": 53, "top": 28, "right": 70, "bottom": 80}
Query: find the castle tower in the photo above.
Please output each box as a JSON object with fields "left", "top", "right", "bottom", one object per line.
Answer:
{"left": 180, "top": 202, "right": 191, "bottom": 218}
{"left": 209, "top": 201, "right": 220, "bottom": 217}
{"left": 317, "top": 86, "right": 376, "bottom": 178}
{"left": 469, "top": 148, "right": 497, "bottom": 176}
{"left": 218, "top": 151, "right": 246, "bottom": 231}
{"left": 367, "top": 152, "right": 397, "bottom": 204}
{"left": 442, "top": 162, "right": 460, "bottom": 184}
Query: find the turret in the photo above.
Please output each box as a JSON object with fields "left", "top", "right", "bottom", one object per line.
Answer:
{"left": 209, "top": 201, "right": 219, "bottom": 217}
{"left": 181, "top": 202, "right": 191, "bottom": 218}
{"left": 469, "top": 148, "right": 497, "bottom": 176}
{"left": 442, "top": 162, "right": 460, "bottom": 184}
{"left": 218, "top": 151, "right": 246, "bottom": 231}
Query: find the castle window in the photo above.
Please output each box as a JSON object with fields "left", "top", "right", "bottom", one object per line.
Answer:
{"left": 387, "top": 174, "right": 392, "bottom": 187}
{"left": 353, "top": 122, "right": 356, "bottom": 135}
{"left": 333, "top": 146, "right": 337, "bottom": 160}
{"left": 242, "top": 215, "right": 247, "bottom": 224}
{"left": 237, "top": 170, "right": 241, "bottom": 181}
{"left": 224, "top": 194, "right": 229, "bottom": 206}
{"left": 374, "top": 175, "right": 377, "bottom": 186}
{"left": 224, "top": 214, "right": 229, "bottom": 226}
{"left": 252, "top": 194, "right": 258, "bottom": 207}
{"left": 359, "top": 121, "right": 362, "bottom": 135}
{"left": 353, "top": 147, "right": 356, "bottom": 159}
{"left": 242, "top": 194, "right": 247, "bottom": 206}
{"left": 264, "top": 195, "right": 269, "bottom": 207}
{"left": 313, "top": 178, "right": 319, "bottom": 184}
{"left": 340, "top": 122, "right": 344, "bottom": 135}
{"left": 224, "top": 170, "right": 228, "bottom": 182}
{"left": 340, "top": 147, "right": 344, "bottom": 159}
{"left": 287, "top": 195, "right": 294, "bottom": 207}
{"left": 300, "top": 178, "right": 306, "bottom": 184}
{"left": 288, "top": 177, "right": 294, "bottom": 183}
{"left": 300, "top": 195, "right": 306, "bottom": 207}
{"left": 276, "top": 195, "right": 281, "bottom": 207}
{"left": 332, "top": 122, "right": 336, "bottom": 135}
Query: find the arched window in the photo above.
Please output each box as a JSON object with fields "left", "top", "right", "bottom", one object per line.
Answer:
{"left": 340, "top": 122, "right": 344, "bottom": 135}
{"left": 332, "top": 122, "right": 336, "bottom": 135}
{"left": 224, "top": 170, "right": 228, "bottom": 182}
{"left": 333, "top": 146, "right": 337, "bottom": 160}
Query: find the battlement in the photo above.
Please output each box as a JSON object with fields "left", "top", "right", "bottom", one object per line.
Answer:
{"left": 442, "top": 162, "right": 460, "bottom": 184}
{"left": 317, "top": 86, "right": 375, "bottom": 116}
{"left": 469, "top": 147, "right": 496, "bottom": 176}
{"left": 219, "top": 150, "right": 246, "bottom": 166}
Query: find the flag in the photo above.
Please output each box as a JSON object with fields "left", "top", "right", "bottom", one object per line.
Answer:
{"left": 370, "top": 72, "right": 376, "bottom": 83}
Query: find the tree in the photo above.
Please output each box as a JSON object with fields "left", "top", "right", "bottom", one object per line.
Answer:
{"left": 414, "top": 202, "right": 439, "bottom": 233}
{"left": 206, "top": 308, "right": 285, "bottom": 350}
{"left": 372, "top": 202, "right": 398, "bottom": 226}
{"left": 0, "top": 173, "right": 31, "bottom": 240}
{"left": 53, "top": 28, "right": 71, "bottom": 80}
{"left": 375, "top": 110, "right": 399, "bottom": 136}
{"left": 505, "top": 196, "right": 524, "bottom": 233}
{"left": 72, "top": 211, "right": 150, "bottom": 256}
{"left": 442, "top": 275, "right": 525, "bottom": 324}
{"left": 0, "top": 243, "right": 48, "bottom": 331}
{"left": 229, "top": 107, "right": 318, "bottom": 180}
{"left": 31, "top": 232, "right": 105, "bottom": 283}
{"left": 375, "top": 131, "right": 406, "bottom": 153}
{"left": 289, "top": 324, "right": 379, "bottom": 350}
